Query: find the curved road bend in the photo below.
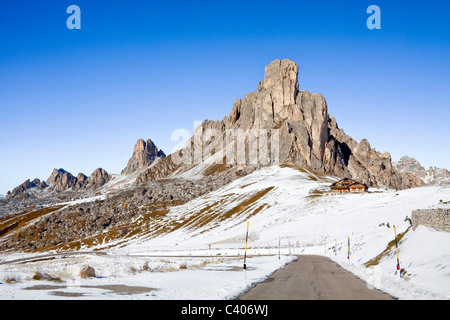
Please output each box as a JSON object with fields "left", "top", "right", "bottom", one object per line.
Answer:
{"left": 238, "top": 255, "right": 395, "bottom": 300}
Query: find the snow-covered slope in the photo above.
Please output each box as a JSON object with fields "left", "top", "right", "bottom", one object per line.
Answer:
{"left": 106, "top": 165, "right": 450, "bottom": 299}
{"left": 1, "top": 165, "right": 449, "bottom": 299}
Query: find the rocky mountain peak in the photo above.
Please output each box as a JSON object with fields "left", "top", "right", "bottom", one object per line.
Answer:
{"left": 46, "top": 168, "right": 66, "bottom": 183}
{"left": 5, "top": 178, "right": 47, "bottom": 200}
{"left": 46, "top": 168, "right": 77, "bottom": 192}
{"left": 393, "top": 156, "right": 450, "bottom": 185}
{"left": 122, "top": 138, "right": 166, "bottom": 175}
{"left": 86, "top": 168, "right": 110, "bottom": 190}
{"left": 142, "top": 58, "right": 423, "bottom": 190}
{"left": 393, "top": 156, "right": 426, "bottom": 173}
{"left": 259, "top": 59, "right": 299, "bottom": 99}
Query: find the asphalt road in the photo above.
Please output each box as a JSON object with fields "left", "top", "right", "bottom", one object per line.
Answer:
{"left": 238, "top": 255, "right": 395, "bottom": 300}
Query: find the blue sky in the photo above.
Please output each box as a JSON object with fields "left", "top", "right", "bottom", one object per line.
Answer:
{"left": 0, "top": 0, "right": 449, "bottom": 194}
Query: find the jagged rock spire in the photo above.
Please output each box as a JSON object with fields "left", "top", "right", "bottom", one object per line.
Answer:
{"left": 122, "top": 138, "right": 166, "bottom": 175}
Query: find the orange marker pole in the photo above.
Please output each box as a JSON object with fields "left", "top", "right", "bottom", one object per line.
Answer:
{"left": 243, "top": 221, "right": 249, "bottom": 270}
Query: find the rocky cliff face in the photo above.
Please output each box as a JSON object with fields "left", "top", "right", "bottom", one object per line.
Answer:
{"left": 393, "top": 156, "right": 450, "bottom": 186}
{"left": 323, "top": 118, "right": 424, "bottom": 189}
{"left": 138, "top": 59, "right": 423, "bottom": 189}
{"left": 122, "top": 139, "right": 166, "bottom": 175}
{"left": 221, "top": 59, "right": 329, "bottom": 169}
{"left": 225, "top": 59, "right": 423, "bottom": 189}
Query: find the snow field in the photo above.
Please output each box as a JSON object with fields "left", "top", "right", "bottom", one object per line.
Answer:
{"left": 1, "top": 165, "right": 449, "bottom": 299}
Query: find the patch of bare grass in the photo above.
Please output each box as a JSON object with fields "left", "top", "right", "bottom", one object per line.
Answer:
{"left": 0, "top": 205, "right": 64, "bottom": 238}
{"left": 364, "top": 227, "right": 410, "bottom": 268}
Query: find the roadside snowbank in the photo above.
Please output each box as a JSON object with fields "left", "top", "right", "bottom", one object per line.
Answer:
{"left": 0, "top": 253, "right": 294, "bottom": 300}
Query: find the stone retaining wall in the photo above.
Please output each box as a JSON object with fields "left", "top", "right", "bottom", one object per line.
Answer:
{"left": 411, "top": 209, "right": 450, "bottom": 232}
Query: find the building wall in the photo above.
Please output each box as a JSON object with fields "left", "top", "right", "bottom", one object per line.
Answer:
{"left": 411, "top": 209, "right": 450, "bottom": 232}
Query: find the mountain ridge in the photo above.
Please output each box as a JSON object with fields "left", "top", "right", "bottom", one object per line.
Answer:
{"left": 0, "top": 58, "right": 445, "bottom": 257}
{"left": 393, "top": 155, "right": 450, "bottom": 186}
{"left": 136, "top": 59, "right": 424, "bottom": 190}
{"left": 3, "top": 137, "right": 166, "bottom": 202}
{"left": 1, "top": 59, "right": 431, "bottom": 211}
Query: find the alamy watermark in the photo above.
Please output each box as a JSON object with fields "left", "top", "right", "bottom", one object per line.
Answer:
{"left": 66, "top": 5, "right": 380, "bottom": 31}
{"left": 66, "top": 5, "right": 81, "bottom": 30}
{"left": 171, "top": 122, "right": 280, "bottom": 166}
{"left": 367, "top": 5, "right": 381, "bottom": 30}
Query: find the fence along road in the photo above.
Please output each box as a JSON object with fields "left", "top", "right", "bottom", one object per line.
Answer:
{"left": 238, "top": 255, "right": 394, "bottom": 300}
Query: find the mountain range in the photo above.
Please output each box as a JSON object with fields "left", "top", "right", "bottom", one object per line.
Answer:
{"left": 0, "top": 59, "right": 448, "bottom": 300}
{"left": 393, "top": 156, "right": 450, "bottom": 186}
{"left": 135, "top": 59, "right": 425, "bottom": 190}
{"left": 2, "top": 138, "right": 165, "bottom": 202}
{"left": 2, "top": 59, "right": 440, "bottom": 207}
